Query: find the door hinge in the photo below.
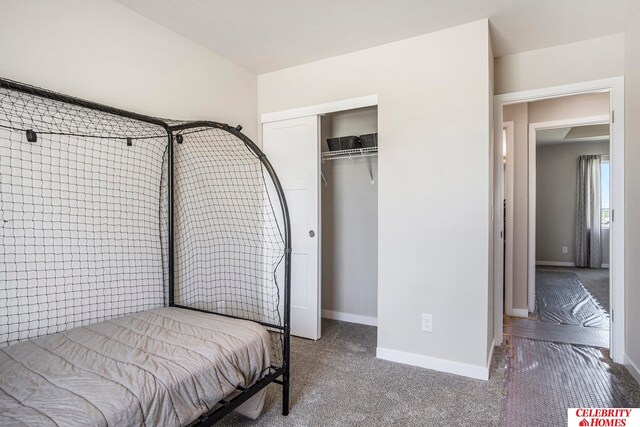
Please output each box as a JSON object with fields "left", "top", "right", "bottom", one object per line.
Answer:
{"left": 612, "top": 110, "right": 615, "bottom": 123}
{"left": 611, "top": 309, "right": 614, "bottom": 323}
{"left": 612, "top": 209, "right": 615, "bottom": 222}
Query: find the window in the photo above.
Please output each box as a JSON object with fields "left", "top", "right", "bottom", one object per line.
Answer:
{"left": 601, "top": 160, "right": 610, "bottom": 228}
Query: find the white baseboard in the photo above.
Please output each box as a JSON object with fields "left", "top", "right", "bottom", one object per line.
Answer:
{"left": 321, "top": 309, "right": 377, "bottom": 326}
{"left": 376, "top": 347, "right": 489, "bottom": 380}
{"left": 625, "top": 355, "right": 640, "bottom": 386}
{"left": 536, "top": 261, "right": 576, "bottom": 267}
{"left": 536, "top": 260, "right": 610, "bottom": 269}
{"left": 508, "top": 308, "right": 529, "bottom": 318}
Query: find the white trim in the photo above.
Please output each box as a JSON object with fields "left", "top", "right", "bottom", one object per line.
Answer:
{"left": 321, "top": 309, "right": 378, "bottom": 326}
{"left": 495, "top": 78, "right": 615, "bottom": 105}
{"left": 609, "top": 78, "right": 625, "bottom": 364}
{"left": 493, "top": 76, "right": 625, "bottom": 363}
{"left": 509, "top": 308, "right": 529, "bottom": 318}
{"left": 535, "top": 261, "right": 576, "bottom": 267}
{"left": 527, "top": 114, "right": 610, "bottom": 313}
{"left": 487, "top": 337, "right": 496, "bottom": 373}
{"left": 624, "top": 355, "right": 640, "bottom": 386}
{"left": 261, "top": 95, "right": 378, "bottom": 123}
{"left": 376, "top": 347, "right": 489, "bottom": 380}
{"left": 528, "top": 121, "right": 535, "bottom": 314}
{"left": 504, "top": 121, "right": 515, "bottom": 319}
{"left": 601, "top": 263, "right": 610, "bottom": 268}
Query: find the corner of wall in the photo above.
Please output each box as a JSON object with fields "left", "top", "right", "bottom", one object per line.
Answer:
{"left": 625, "top": 355, "right": 640, "bottom": 386}
{"left": 258, "top": 18, "right": 495, "bottom": 376}
{"left": 495, "top": 33, "right": 625, "bottom": 95}
{"left": 0, "top": 0, "right": 259, "bottom": 139}
{"left": 488, "top": 21, "right": 497, "bottom": 364}
{"left": 624, "top": 8, "right": 640, "bottom": 381}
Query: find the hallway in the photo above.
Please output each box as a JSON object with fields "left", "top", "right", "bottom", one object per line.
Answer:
{"left": 503, "top": 267, "right": 639, "bottom": 426}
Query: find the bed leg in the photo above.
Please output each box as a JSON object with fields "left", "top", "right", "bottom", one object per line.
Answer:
{"left": 282, "top": 371, "right": 290, "bottom": 416}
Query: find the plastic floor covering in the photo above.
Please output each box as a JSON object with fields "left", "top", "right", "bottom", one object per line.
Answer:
{"left": 535, "top": 271, "right": 609, "bottom": 329}
{"left": 504, "top": 316, "right": 609, "bottom": 348}
{"left": 506, "top": 270, "right": 609, "bottom": 348}
{"left": 502, "top": 270, "right": 635, "bottom": 426}
{"left": 503, "top": 337, "right": 630, "bottom": 427}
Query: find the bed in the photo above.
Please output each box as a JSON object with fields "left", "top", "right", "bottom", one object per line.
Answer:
{"left": 1, "top": 308, "right": 273, "bottom": 426}
{"left": 0, "top": 78, "right": 292, "bottom": 426}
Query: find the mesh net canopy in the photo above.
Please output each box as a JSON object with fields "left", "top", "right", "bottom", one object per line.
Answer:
{"left": 0, "top": 83, "right": 286, "bottom": 366}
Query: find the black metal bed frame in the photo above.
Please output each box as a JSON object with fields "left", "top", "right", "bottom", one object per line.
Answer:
{"left": 0, "top": 78, "right": 292, "bottom": 425}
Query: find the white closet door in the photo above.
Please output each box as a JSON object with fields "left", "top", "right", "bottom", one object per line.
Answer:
{"left": 262, "top": 116, "right": 320, "bottom": 340}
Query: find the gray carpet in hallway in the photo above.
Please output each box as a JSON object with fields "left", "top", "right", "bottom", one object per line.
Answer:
{"left": 219, "top": 319, "right": 507, "bottom": 426}
{"left": 573, "top": 269, "right": 610, "bottom": 313}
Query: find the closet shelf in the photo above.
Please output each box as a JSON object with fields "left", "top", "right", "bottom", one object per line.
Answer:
{"left": 321, "top": 146, "right": 378, "bottom": 160}
{"left": 321, "top": 146, "right": 377, "bottom": 185}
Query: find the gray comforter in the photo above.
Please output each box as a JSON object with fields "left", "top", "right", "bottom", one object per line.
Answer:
{"left": 0, "top": 307, "right": 271, "bottom": 426}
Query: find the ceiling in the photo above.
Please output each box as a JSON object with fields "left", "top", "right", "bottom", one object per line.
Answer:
{"left": 114, "top": 0, "right": 640, "bottom": 73}
{"left": 537, "top": 124, "right": 610, "bottom": 145}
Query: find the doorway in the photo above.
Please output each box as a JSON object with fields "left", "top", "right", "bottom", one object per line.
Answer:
{"left": 493, "top": 77, "right": 625, "bottom": 362}
{"left": 320, "top": 107, "right": 379, "bottom": 328}
{"left": 508, "top": 111, "right": 611, "bottom": 348}
{"left": 261, "top": 96, "right": 379, "bottom": 341}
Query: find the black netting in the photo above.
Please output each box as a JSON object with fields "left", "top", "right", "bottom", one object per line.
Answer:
{"left": 171, "top": 127, "right": 285, "bottom": 365}
{"left": 0, "top": 83, "right": 286, "bottom": 367}
{"left": 0, "top": 87, "right": 168, "bottom": 345}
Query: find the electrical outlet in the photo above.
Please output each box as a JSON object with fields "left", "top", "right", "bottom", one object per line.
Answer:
{"left": 562, "top": 246, "right": 568, "bottom": 254}
{"left": 421, "top": 313, "right": 433, "bottom": 332}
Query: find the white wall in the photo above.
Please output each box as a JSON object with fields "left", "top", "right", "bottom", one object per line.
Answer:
{"left": 624, "top": 11, "right": 640, "bottom": 384}
{"left": 536, "top": 140, "right": 610, "bottom": 264}
{"left": 259, "top": 20, "right": 492, "bottom": 377}
{"left": 0, "top": 0, "right": 258, "bottom": 139}
{"left": 528, "top": 93, "right": 611, "bottom": 123}
{"left": 495, "top": 34, "right": 625, "bottom": 95}
{"left": 321, "top": 107, "right": 378, "bottom": 321}
{"left": 505, "top": 93, "right": 609, "bottom": 311}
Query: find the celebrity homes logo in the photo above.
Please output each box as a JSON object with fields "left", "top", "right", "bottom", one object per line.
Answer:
{"left": 568, "top": 408, "right": 640, "bottom": 426}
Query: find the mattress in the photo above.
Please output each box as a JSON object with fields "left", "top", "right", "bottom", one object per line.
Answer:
{"left": 0, "top": 307, "right": 271, "bottom": 426}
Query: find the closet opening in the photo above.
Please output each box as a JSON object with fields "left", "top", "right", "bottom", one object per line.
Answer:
{"left": 320, "top": 106, "right": 378, "bottom": 347}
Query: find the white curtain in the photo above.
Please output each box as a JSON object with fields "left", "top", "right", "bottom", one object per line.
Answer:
{"left": 575, "top": 155, "right": 602, "bottom": 268}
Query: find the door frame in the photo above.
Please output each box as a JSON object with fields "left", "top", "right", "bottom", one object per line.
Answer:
{"left": 503, "top": 121, "right": 517, "bottom": 317}
{"left": 261, "top": 94, "right": 379, "bottom": 338}
{"left": 527, "top": 115, "right": 610, "bottom": 313}
{"left": 493, "top": 77, "right": 625, "bottom": 363}
{"left": 261, "top": 95, "right": 378, "bottom": 124}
